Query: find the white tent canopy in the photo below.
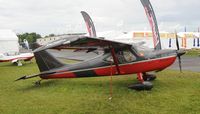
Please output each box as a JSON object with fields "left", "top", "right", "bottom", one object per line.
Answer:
{"left": 0, "top": 29, "right": 19, "bottom": 54}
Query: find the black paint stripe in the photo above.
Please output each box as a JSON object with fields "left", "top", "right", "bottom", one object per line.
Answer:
{"left": 74, "top": 70, "right": 97, "bottom": 77}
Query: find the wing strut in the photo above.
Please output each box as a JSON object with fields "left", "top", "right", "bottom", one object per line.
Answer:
{"left": 109, "top": 45, "right": 121, "bottom": 75}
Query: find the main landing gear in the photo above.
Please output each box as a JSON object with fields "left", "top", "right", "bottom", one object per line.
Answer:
{"left": 142, "top": 73, "right": 156, "bottom": 81}
{"left": 128, "top": 73, "right": 154, "bottom": 91}
{"left": 13, "top": 60, "right": 23, "bottom": 66}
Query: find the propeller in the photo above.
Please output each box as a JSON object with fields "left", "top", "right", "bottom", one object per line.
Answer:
{"left": 175, "top": 32, "right": 182, "bottom": 72}
{"left": 175, "top": 31, "right": 183, "bottom": 72}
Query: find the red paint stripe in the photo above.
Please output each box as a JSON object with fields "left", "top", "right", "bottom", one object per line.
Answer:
{"left": 0, "top": 60, "right": 10, "bottom": 62}
{"left": 94, "top": 56, "right": 176, "bottom": 76}
{"left": 42, "top": 56, "right": 176, "bottom": 79}
{"left": 41, "top": 72, "right": 76, "bottom": 79}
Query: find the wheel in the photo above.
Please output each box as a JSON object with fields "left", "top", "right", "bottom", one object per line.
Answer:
{"left": 13, "top": 60, "right": 22, "bottom": 66}
{"left": 143, "top": 74, "right": 156, "bottom": 81}
{"left": 128, "top": 81, "right": 153, "bottom": 91}
{"left": 34, "top": 80, "right": 41, "bottom": 86}
{"left": 13, "top": 62, "right": 18, "bottom": 66}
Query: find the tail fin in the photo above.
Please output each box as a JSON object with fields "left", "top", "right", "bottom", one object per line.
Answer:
{"left": 140, "top": 0, "right": 162, "bottom": 50}
{"left": 81, "top": 11, "right": 97, "bottom": 37}
{"left": 32, "top": 43, "right": 64, "bottom": 72}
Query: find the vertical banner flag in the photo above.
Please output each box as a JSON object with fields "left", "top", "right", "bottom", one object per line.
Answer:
{"left": 81, "top": 11, "right": 97, "bottom": 37}
{"left": 140, "top": 0, "right": 162, "bottom": 50}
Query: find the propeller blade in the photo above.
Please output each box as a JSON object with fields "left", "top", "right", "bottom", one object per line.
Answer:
{"left": 178, "top": 55, "right": 182, "bottom": 72}
{"left": 175, "top": 32, "right": 180, "bottom": 50}
{"left": 175, "top": 31, "right": 182, "bottom": 72}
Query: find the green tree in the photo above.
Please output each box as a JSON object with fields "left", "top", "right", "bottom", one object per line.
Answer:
{"left": 17, "top": 32, "right": 41, "bottom": 44}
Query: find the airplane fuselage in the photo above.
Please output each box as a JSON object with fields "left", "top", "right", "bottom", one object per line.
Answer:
{"left": 0, "top": 53, "right": 34, "bottom": 62}
{"left": 40, "top": 48, "right": 177, "bottom": 79}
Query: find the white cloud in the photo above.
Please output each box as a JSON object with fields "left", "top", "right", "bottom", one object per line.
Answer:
{"left": 0, "top": 0, "right": 199, "bottom": 36}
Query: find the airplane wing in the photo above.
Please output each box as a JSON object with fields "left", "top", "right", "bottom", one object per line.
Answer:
{"left": 32, "top": 36, "right": 133, "bottom": 75}
{"left": 34, "top": 36, "right": 132, "bottom": 53}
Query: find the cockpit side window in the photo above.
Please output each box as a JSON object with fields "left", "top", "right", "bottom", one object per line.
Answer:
{"left": 117, "top": 51, "right": 126, "bottom": 63}
{"left": 104, "top": 55, "right": 114, "bottom": 63}
{"left": 123, "top": 50, "right": 136, "bottom": 62}
{"left": 133, "top": 45, "right": 154, "bottom": 57}
{"left": 104, "top": 48, "right": 136, "bottom": 64}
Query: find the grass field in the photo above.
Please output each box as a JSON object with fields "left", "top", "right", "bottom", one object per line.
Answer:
{"left": 185, "top": 49, "right": 200, "bottom": 56}
{"left": 0, "top": 61, "right": 200, "bottom": 114}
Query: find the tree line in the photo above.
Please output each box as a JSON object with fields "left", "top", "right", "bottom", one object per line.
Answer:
{"left": 17, "top": 33, "right": 56, "bottom": 44}
{"left": 17, "top": 32, "right": 41, "bottom": 44}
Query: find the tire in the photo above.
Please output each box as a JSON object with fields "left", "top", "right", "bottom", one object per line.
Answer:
{"left": 143, "top": 74, "right": 156, "bottom": 81}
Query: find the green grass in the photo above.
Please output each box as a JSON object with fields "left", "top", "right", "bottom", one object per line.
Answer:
{"left": 185, "top": 49, "right": 200, "bottom": 56}
{"left": 0, "top": 61, "right": 200, "bottom": 114}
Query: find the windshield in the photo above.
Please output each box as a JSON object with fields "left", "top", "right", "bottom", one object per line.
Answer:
{"left": 133, "top": 45, "right": 154, "bottom": 56}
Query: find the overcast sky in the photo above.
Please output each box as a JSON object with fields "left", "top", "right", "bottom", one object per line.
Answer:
{"left": 0, "top": 0, "right": 199, "bottom": 36}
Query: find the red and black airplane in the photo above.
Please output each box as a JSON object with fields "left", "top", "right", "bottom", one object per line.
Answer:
{"left": 16, "top": 0, "right": 185, "bottom": 90}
